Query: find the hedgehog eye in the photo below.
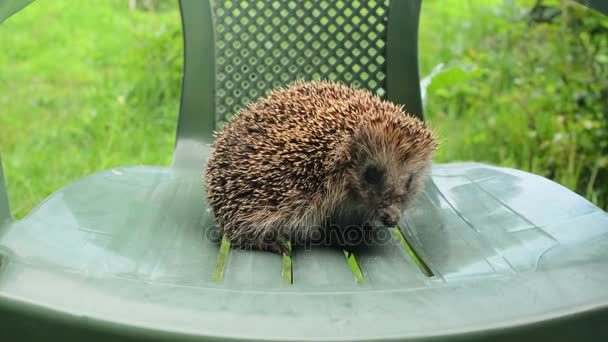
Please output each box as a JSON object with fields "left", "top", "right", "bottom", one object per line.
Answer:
{"left": 405, "top": 174, "right": 414, "bottom": 190}
{"left": 363, "top": 166, "right": 383, "bottom": 185}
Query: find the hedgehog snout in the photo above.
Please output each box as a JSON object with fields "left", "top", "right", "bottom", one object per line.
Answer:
{"left": 379, "top": 206, "right": 401, "bottom": 227}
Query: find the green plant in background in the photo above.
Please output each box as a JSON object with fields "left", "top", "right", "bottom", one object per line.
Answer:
{"left": 420, "top": 0, "right": 607, "bottom": 209}
{"left": 0, "top": 0, "right": 606, "bottom": 218}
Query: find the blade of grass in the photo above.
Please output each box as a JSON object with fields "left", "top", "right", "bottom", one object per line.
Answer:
{"left": 585, "top": 161, "right": 600, "bottom": 199}
{"left": 282, "top": 241, "right": 292, "bottom": 284}
{"left": 391, "top": 227, "right": 434, "bottom": 277}
{"left": 212, "top": 235, "right": 231, "bottom": 282}
{"left": 343, "top": 250, "right": 365, "bottom": 284}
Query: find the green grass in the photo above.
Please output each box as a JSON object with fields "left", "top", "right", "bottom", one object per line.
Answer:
{"left": 390, "top": 227, "right": 434, "bottom": 277}
{"left": 282, "top": 241, "right": 293, "bottom": 284}
{"left": 343, "top": 250, "right": 365, "bottom": 284}
{"left": 0, "top": 0, "right": 180, "bottom": 217}
{"left": 212, "top": 235, "right": 231, "bottom": 282}
{"left": 0, "top": 0, "right": 606, "bottom": 219}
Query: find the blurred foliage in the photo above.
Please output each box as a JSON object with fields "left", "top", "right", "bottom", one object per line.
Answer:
{"left": 420, "top": 0, "right": 608, "bottom": 209}
{"left": 126, "top": 9, "right": 182, "bottom": 115}
{"left": 129, "top": 0, "right": 177, "bottom": 13}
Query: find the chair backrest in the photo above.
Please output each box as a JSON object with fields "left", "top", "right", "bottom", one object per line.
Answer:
{"left": 173, "top": 0, "right": 423, "bottom": 169}
{"left": 578, "top": 0, "right": 608, "bottom": 15}
{"left": 0, "top": 0, "right": 33, "bottom": 24}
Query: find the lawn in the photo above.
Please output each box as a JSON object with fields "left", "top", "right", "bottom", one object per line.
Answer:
{"left": 0, "top": 0, "right": 606, "bottom": 218}
{"left": 0, "top": 0, "right": 180, "bottom": 217}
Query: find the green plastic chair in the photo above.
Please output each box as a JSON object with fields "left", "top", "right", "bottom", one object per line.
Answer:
{"left": 1, "top": 0, "right": 607, "bottom": 341}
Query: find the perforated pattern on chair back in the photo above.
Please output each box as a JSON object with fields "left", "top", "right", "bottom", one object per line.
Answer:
{"left": 211, "top": 0, "right": 390, "bottom": 123}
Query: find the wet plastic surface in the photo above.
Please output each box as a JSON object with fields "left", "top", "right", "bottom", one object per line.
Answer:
{"left": 1, "top": 160, "right": 607, "bottom": 341}
{"left": 1, "top": 0, "right": 607, "bottom": 341}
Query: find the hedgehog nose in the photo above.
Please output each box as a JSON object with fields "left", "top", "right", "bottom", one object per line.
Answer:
{"left": 381, "top": 214, "right": 398, "bottom": 227}
{"left": 380, "top": 208, "right": 400, "bottom": 227}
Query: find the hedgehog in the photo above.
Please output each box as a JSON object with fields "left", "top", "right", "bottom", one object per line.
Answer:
{"left": 205, "top": 80, "right": 437, "bottom": 255}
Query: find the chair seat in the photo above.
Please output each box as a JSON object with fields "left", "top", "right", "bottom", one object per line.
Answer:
{"left": 0, "top": 162, "right": 607, "bottom": 341}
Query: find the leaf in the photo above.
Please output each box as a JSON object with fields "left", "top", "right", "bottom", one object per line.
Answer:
{"left": 595, "top": 54, "right": 608, "bottom": 64}
{"left": 426, "top": 65, "right": 485, "bottom": 94}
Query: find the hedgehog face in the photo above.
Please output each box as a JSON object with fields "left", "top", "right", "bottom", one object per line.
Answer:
{"left": 340, "top": 115, "right": 436, "bottom": 230}
{"left": 347, "top": 158, "right": 429, "bottom": 229}
{"left": 325, "top": 157, "right": 427, "bottom": 250}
